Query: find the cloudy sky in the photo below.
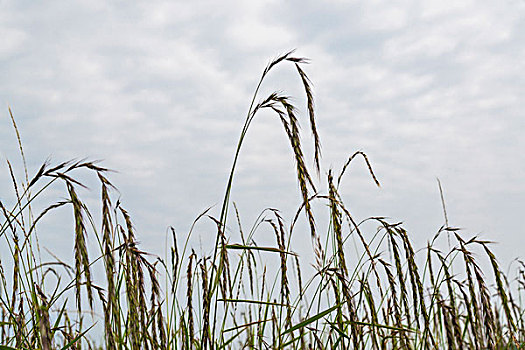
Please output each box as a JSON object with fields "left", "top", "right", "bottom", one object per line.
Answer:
{"left": 1, "top": 1, "right": 524, "bottom": 265}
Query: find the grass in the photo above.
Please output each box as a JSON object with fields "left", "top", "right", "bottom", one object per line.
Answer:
{"left": 1, "top": 51, "right": 524, "bottom": 349}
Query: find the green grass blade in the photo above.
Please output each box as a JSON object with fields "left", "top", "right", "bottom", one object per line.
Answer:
{"left": 281, "top": 301, "right": 344, "bottom": 335}
{"left": 225, "top": 244, "right": 297, "bottom": 255}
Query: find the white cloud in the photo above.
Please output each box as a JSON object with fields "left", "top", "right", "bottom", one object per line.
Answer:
{"left": 358, "top": 2, "right": 410, "bottom": 32}
{"left": 420, "top": 0, "right": 476, "bottom": 19}
{"left": 0, "top": 27, "right": 26, "bottom": 59}
{"left": 1, "top": 0, "right": 524, "bottom": 263}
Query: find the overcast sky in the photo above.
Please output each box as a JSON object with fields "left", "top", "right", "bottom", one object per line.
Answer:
{"left": 1, "top": 1, "right": 525, "bottom": 266}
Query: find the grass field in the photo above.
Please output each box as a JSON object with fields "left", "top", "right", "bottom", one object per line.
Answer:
{"left": 1, "top": 52, "right": 524, "bottom": 349}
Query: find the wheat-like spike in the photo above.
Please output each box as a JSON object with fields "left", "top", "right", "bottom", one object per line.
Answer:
{"left": 328, "top": 170, "right": 348, "bottom": 278}
{"left": 170, "top": 227, "right": 179, "bottom": 294}
{"left": 294, "top": 62, "right": 321, "bottom": 174}
{"left": 453, "top": 279, "right": 475, "bottom": 347}
{"left": 219, "top": 224, "right": 232, "bottom": 300}
{"left": 186, "top": 251, "right": 195, "bottom": 347}
{"left": 398, "top": 230, "right": 421, "bottom": 329}
{"left": 271, "top": 301, "right": 280, "bottom": 348}
{"left": 66, "top": 181, "right": 93, "bottom": 313}
{"left": 274, "top": 211, "right": 292, "bottom": 328}
{"left": 379, "top": 258, "right": 409, "bottom": 348}
{"left": 98, "top": 173, "right": 118, "bottom": 349}
{"left": 361, "top": 277, "right": 381, "bottom": 349}
{"left": 387, "top": 228, "right": 412, "bottom": 328}
{"left": 118, "top": 224, "right": 140, "bottom": 349}
{"left": 502, "top": 270, "right": 521, "bottom": 336}
{"left": 136, "top": 254, "right": 150, "bottom": 347}
{"left": 121, "top": 205, "right": 151, "bottom": 349}
{"left": 149, "top": 261, "right": 166, "bottom": 348}
{"left": 474, "top": 262, "right": 495, "bottom": 347}
{"left": 337, "top": 151, "right": 380, "bottom": 188}
{"left": 398, "top": 227, "right": 436, "bottom": 348}
{"left": 273, "top": 97, "right": 317, "bottom": 243}
{"left": 294, "top": 255, "right": 303, "bottom": 303}
{"left": 264, "top": 50, "right": 296, "bottom": 76}
{"left": 438, "top": 294, "right": 455, "bottom": 350}
{"left": 436, "top": 252, "right": 463, "bottom": 349}
{"left": 200, "top": 258, "right": 211, "bottom": 350}
{"left": 456, "top": 235, "right": 483, "bottom": 347}
{"left": 426, "top": 244, "right": 442, "bottom": 344}
{"left": 267, "top": 214, "right": 292, "bottom": 333}
{"left": 481, "top": 242, "right": 517, "bottom": 341}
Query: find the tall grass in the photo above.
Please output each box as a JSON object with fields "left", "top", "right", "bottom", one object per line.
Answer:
{"left": 1, "top": 52, "right": 524, "bottom": 349}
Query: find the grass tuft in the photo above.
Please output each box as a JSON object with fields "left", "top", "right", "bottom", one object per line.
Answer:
{"left": 0, "top": 52, "right": 523, "bottom": 349}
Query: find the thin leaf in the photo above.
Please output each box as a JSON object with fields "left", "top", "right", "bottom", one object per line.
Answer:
{"left": 225, "top": 244, "right": 297, "bottom": 256}
{"left": 282, "top": 301, "right": 344, "bottom": 335}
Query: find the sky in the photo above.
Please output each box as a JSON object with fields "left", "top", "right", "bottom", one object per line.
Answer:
{"left": 1, "top": 0, "right": 525, "bottom": 267}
